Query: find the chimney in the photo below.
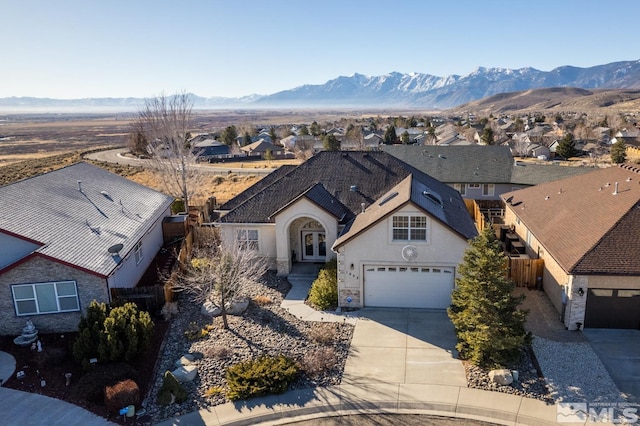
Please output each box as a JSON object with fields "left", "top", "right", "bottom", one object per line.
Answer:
{"left": 77, "top": 180, "right": 83, "bottom": 192}
{"left": 613, "top": 182, "right": 619, "bottom": 195}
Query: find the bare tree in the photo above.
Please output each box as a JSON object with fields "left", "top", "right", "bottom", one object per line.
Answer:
{"left": 133, "top": 92, "right": 202, "bottom": 210}
{"left": 175, "top": 234, "right": 268, "bottom": 329}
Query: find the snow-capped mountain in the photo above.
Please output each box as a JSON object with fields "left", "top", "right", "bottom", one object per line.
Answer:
{"left": 2, "top": 60, "right": 639, "bottom": 111}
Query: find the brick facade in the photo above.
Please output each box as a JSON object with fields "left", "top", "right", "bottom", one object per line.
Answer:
{"left": 0, "top": 256, "right": 109, "bottom": 335}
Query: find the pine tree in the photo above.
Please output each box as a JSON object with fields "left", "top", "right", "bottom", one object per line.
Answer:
{"left": 448, "top": 227, "right": 530, "bottom": 368}
{"left": 610, "top": 139, "right": 627, "bottom": 164}
{"left": 555, "top": 133, "right": 577, "bottom": 158}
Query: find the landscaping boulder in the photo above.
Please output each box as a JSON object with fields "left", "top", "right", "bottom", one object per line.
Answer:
{"left": 489, "top": 369, "right": 513, "bottom": 386}
{"left": 174, "top": 354, "right": 195, "bottom": 368}
{"left": 172, "top": 364, "right": 198, "bottom": 382}
{"left": 201, "top": 297, "right": 250, "bottom": 317}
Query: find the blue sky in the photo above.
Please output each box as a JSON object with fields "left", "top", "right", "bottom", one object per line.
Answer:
{"left": 1, "top": 0, "right": 638, "bottom": 99}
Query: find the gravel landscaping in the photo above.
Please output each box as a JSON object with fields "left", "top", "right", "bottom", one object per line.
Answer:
{"left": 143, "top": 273, "right": 354, "bottom": 424}
{"left": 532, "top": 337, "right": 627, "bottom": 403}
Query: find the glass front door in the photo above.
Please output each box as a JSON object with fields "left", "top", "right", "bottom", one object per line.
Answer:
{"left": 302, "top": 231, "right": 326, "bottom": 261}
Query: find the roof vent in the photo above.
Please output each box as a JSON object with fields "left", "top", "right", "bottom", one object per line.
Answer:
{"left": 613, "top": 182, "right": 619, "bottom": 195}
{"left": 379, "top": 191, "right": 399, "bottom": 206}
{"left": 100, "top": 190, "right": 113, "bottom": 201}
{"left": 361, "top": 203, "right": 366, "bottom": 213}
{"left": 77, "top": 180, "right": 83, "bottom": 192}
{"left": 422, "top": 191, "right": 444, "bottom": 208}
{"left": 350, "top": 185, "right": 359, "bottom": 192}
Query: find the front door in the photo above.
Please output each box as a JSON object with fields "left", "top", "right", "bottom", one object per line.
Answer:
{"left": 302, "top": 231, "right": 326, "bottom": 261}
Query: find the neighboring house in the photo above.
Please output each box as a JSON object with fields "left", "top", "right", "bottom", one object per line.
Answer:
{"left": 501, "top": 164, "right": 640, "bottom": 329}
{"left": 215, "top": 151, "right": 477, "bottom": 309}
{"left": 341, "top": 132, "right": 383, "bottom": 150}
{"left": 240, "top": 139, "right": 283, "bottom": 157}
{"left": 192, "top": 139, "right": 231, "bottom": 161}
{"left": 0, "top": 162, "right": 174, "bottom": 335}
{"left": 381, "top": 145, "right": 596, "bottom": 202}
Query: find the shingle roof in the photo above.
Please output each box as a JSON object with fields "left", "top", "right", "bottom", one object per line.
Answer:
{"left": 501, "top": 165, "right": 640, "bottom": 275}
{"left": 219, "top": 151, "right": 476, "bottom": 241}
{"left": 333, "top": 175, "right": 477, "bottom": 248}
{"left": 0, "top": 162, "right": 174, "bottom": 277}
{"left": 381, "top": 145, "right": 514, "bottom": 184}
{"left": 381, "top": 144, "right": 596, "bottom": 186}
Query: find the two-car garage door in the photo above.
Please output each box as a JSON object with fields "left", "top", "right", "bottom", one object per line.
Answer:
{"left": 364, "top": 265, "right": 454, "bottom": 309}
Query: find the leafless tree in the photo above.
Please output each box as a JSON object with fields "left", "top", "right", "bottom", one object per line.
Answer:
{"left": 174, "top": 233, "right": 267, "bottom": 329}
{"left": 132, "top": 92, "right": 204, "bottom": 211}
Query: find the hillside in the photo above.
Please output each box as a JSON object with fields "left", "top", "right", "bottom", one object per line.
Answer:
{"left": 448, "top": 87, "right": 640, "bottom": 115}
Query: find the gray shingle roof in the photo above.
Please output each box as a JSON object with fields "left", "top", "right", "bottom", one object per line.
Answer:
{"left": 218, "top": 151, "right": 476, "bottom": 240}
{"left": 381, "top": 145, "right": 514, "bottom": 184}
{"left": 0, "top": 162, "right": 174, "bottom": 277}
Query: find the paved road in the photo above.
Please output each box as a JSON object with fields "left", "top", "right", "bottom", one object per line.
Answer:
{"left": 84, "top": 148, "right": 275, "bottom": 176}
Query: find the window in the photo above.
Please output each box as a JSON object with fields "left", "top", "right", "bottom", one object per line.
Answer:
{"left": 468, "top": 184, "right": 480, "bottom": 189}
{"left": 237, "top": 229, "right": 259, "bottom": 250}
{"left": 454, "top": 184, "right": 466, "bottom": 196}
{"left": 482, "top": 184, "right": 495, "bottom": 196}
{"left": 392, "top": 215, "right": 428, "bottom": 241}
{"left": 134, "top": 241, "right": 143, "bottom": 265}
{"left": 526, "top": 230, "right": 532, "bottom": 246}
{"left": 12, "top": 281, "right": 80, "bottom": 316}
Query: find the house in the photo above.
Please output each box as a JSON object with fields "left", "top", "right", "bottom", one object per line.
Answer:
{"left": 192, "top": 139, "right": 231, "bottom": 161}
{"left": 240, "top": 139, "right": 283, "bottom": 157}
{"left": 215, "top": 151, "right": 477, "bottom": 309}
{"left": 0, "top": 162, "right": 174, "bottom": 335}
{"left": 501, "top": 164, "right": 640, "bottom": 329}
{"left": 381, "top": 145, "right": 596, "bottom": 202}
{"left": 341, "top": 132, "right": 383, "bottom": 151}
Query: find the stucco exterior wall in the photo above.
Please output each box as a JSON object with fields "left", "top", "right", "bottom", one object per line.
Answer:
{"left": 274, "top": 198, "right": 338, "bottom": 275}
{"left": 217, "top": 223, "right": 277, "bottom": 270}
{"left": 334, "top": 203, "right": 470, "bottom": 308}
{"left": 0, "top": 256, "right": 109, "bottom": 335}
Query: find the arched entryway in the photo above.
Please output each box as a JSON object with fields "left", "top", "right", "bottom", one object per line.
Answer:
{"left": 289, "top": 218, "right": 327, "bottom": 263}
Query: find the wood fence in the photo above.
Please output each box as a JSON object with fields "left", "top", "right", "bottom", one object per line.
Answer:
{"left": 508, "top": 257, "right": 544, "bottom": 289}
{"left": 465, "top": 199, "right": 486, "bottom": 232}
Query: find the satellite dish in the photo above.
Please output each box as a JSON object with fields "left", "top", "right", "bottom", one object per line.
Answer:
{"left": 108, "top": 243, "right": 124, "bottom": 254}
{"left": 401, "top": 245, "right": 418, "bottom": 262}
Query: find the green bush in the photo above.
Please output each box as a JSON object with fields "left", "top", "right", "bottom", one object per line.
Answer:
{"left": 73, "top": 300, "right": 154, "bottom": 367}
{"left": 307, "top": 259, "right": 338, "bottom": 311}
{"left": 157, "top": 371, "right": 187, "bottom": 406}
{"left": 226, "top": 355, "right": 298, "bottom": 401}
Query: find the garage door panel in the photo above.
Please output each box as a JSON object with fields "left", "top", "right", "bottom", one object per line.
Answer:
{"left": 585, "top": 289, "right": 640, "bottom": 329}
{"left": 364, "top": 266, "right": 454, "bottom": 309}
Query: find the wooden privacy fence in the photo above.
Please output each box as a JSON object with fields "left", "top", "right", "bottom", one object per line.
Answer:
{"left": 465, "top": 199, "right": 486, "bottom": 232}
{"left": 508, "top": 257, "right": 544, "bottom": 289}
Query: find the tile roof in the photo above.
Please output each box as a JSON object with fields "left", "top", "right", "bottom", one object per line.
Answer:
{"left": 218, "top": 151, "right": 476, "bottom": 240}
{"left": 0, "top": 162, "right": 174, "bottom": 277}
{"left": 501, "top": 165, "right": 640, "bottom": 275}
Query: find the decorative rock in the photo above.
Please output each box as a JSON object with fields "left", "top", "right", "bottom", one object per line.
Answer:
{"left": 174, "top": 356, "right": 194, "bottom": 368}
{"left": 489, "top": 369, "right": 514, "bottom": 386}
{"left": 171, "top": 365, "right": 198, "bottom": 382}
{"left": 201, "top": 297, "right": 250, "bottom": 317}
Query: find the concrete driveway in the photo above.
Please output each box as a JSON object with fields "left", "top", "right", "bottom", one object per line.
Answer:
{"left": 583, "top": 329, "right": 640, "bottom": 402}
{"left": 342, "top": 308, "right": 466, "bottom": 387}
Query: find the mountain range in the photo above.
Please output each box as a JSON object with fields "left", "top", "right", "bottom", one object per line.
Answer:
{"left": 2, "top": 60, "right": 639, "bottom": 111}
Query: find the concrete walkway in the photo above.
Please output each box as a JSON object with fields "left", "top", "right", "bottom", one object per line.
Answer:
{"left": 0, "top": 350, "right": 16, "bottom": 386}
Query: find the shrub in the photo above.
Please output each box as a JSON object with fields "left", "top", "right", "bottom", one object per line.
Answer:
{"left": 226, "top": 355, "right": 298, "bottom": 401}
{"left": 301, "top": 347, "right": 337, "bottom": 377}
{"left": 184, "top": 322, "right": 214, "bottom": 341}
{"left": 252, "top": 295, "right": 272, "bottom": 306}
{"left": 104, "top": 379, "right": 140, "bottom": 414}
{"left": 306, "top": 323, "right": 337, "bottom": 345}
{"left": 73, "top": 301, "right": 154, "bottom": 367}
{"left": 157, "top": 371, "right": 187, "bottom": 406}
{"left": 99, "top": 303, "right": 154, "bottom": 363}
{"left": 205, "top": 386, "right": 224, "bottom": 398}
{"left": 307, "top": 259, "right": 338, "bottom": 311}
{"left": 204, "top": 346, "right": 232, "bottom": 360}
{"left": 161, "top": 301, "right": 179, "bottom": 320}
{"left": 73, "top": 363, "right": 138, "bottom": 403}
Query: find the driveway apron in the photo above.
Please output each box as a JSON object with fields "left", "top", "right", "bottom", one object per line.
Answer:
{"left": 342, "top": 308, "right": 467, "bottom": 387}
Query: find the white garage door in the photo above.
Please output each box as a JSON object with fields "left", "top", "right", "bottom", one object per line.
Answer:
{"left": 364, "top": 266, "right": 454, "bottom": 309}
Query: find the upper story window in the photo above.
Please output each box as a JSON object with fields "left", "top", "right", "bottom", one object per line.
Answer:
{"left": 392, "top": 215, "right": 428, "bottom": 241}
{"left": 454, "top": 184, "right": 466, "bottom": 196}
{"left": 12, "top": 281, "right": 80, "bottom": 316}
{"left": 134, "top": 241, "right": 143, "bottom": 265}
{"left": 482, "top": 184, "right": 495, "bottom": 196}
{"left": 237, "top": 229, "right": 259, "bottom": 250}
{"left": 468, "top": 184, "right": 480, "bottom": 189}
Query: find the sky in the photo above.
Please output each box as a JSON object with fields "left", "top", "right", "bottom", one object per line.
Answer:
{"left": 1, "top": 0, "right": 639, "bottom": 99}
